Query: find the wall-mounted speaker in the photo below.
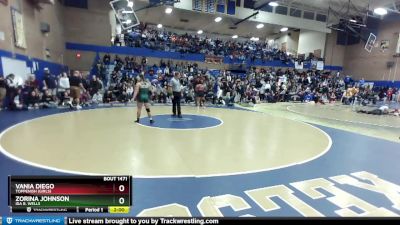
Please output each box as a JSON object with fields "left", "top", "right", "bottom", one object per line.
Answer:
{"left": 40, "top": 22, "right": 50, "bottom": 33}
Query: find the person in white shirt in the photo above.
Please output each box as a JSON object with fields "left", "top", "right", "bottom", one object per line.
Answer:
{"left": 226, "top": 74, "right": 232, "bottom": 83}
{"left": 58, "top": 72, "right": 70, "bottom": 106}
{"left": 6, "top": 74, "right": 16, "bottom": 88}
{"left": 92, "top": 91, "right": 103, "bottom": 104}
{"left": 126, "top": 84, "right": 134, "bottom": 101}
{"left": 265, "top": 81, "right": 271, "bottom": 92}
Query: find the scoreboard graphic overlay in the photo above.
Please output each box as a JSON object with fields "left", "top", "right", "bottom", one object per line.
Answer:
{"left": 8, "top": 176, "right": 132, "bottom": 214}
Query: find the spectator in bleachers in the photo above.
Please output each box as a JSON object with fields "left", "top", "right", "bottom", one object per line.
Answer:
{"left": 10, "top": 88, "right": 24, "bottom": 110}
{"left": 27, "top": 90, "right": 40, "bottom": 109}
{"left": 103, "top": 54, "right": 111, "bottom": 65}
{"left": 387, "top": 88, "right": 394, "bottom": 102}
{"left": 5, "top": 74, "right": 17, "bottom": 109}
{"left": 103, "top": 89, "right": 114, "bottom": 103}
{"left": 89, "top": 75, "right": 103, "bottom": 96}
{"left": 114, "top": 35, "right": 122, "bottom": 46}
{"left": 25, "top": 74, "right": 40, "bottom": 92}
{"left": 92, "top": 91, "right": 103, "bottom": 105}
{"left": 126, "top": 84, "right": 134, "bottom": 101}
{"left": 41, "top": 89, "right": 57, "bottom": 108}
{"left": 0, "top": 76, "right": 6, "bottom": 110}
{"left": 342, "top": 86, "right": 354, "bottom": 105}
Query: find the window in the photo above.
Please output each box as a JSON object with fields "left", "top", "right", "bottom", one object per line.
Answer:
{"left": 205, "top": 0, "right": 216, "bottom": 13}
{"left": 275, "top": 6, "right": 288, "bottom": 15}
{"left": 260, "top": 5, "right": 273, "bottom": 13}
{"left": 243, "top": 0, "right": 255, "bottom": 9}
{"left": 303, "top": 11, "right": 315, "bottom": 20}
{"left": 290, "top": 8, "right": 301, "bottom": 17}
{"left": 316, "top": 14, "right": 327, "bottom": 22}
{"left": 193, "top": 0, "right": 203, "bottom": 11}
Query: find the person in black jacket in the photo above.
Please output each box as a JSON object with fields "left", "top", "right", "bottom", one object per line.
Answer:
{"left": 0, "top": 76, "right": 6, "bottom": 110}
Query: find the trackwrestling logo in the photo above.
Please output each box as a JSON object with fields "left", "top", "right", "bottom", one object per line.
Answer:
{"left": 3, "top": 217, "right": 64, "bottom": 225}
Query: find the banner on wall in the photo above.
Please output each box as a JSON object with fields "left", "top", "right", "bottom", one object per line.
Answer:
{"left": 11, "top": 8, "right": 27, "bottom": 49}
{"left": 316, "top": 61, "right": 324, "bottom": 70}
{"left": 310, "top": 60, "right": 317, "bottom": 70}
{"left": 361, "top": 82, "right": 374, "bottom": 89}
{"left": 295, "top": 61, "right": 304, "bottom": 70}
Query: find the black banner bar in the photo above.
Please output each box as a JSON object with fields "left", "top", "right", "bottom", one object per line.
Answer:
{"left": 65, "top": 217, "right": 400, "bottom": 225}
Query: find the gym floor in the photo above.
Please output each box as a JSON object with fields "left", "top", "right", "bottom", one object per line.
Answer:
{"left": 0, "top": 104, "right": 399, "bottom": 217}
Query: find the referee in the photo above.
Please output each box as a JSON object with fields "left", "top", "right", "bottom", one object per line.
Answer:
{"left": 169, "top": 72, "right": 183, "bottom": 118}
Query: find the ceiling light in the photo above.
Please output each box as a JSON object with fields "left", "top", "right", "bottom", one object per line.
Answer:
{"left": 250, "top": 37, "right": 259, "bottom": 41}
{"left": 157, "top": 24, "right": 163, "bottom": 29}
{"left": 232, "top": 35, "right": 238, "bottom": 39}
{"left": 127, "top": 1, "right": 134, "bottom": 8}
{"left": 268, "top": 2, "right": 279, "bottom": 7}
{"left": 197, "top": 30, "right": 203, "bottom": 34}
{"left": 349, "top": 19, "right": 357, "bottom": 23}
{"left": 165, "top": 7, "right": 173, "bottom": 14}
{"left": 256, "top": 24, "right": 264, "bottom": 29}
{"left": 374, "top": 7, "right": 388, "bottom": 16}
{"left": 280, "top": 27, "right": 288, "bottom": 32}
{"left": 214, "top": 17, "right": 222, "bottom": 22}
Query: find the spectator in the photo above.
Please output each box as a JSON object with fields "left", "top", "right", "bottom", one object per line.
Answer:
{"left": 58, "top": 72, "right": 70, "bottom": 106}
{"left": 27, "top": 90, "right": 40, "bottom": 109}
{"left": 25, "top": 74, "right": 40, "bottom": 92}
{"left": 43, "top": 68, "right": 57, "bottom": 96}
{"left": 0, "top": 76, "right": 6, "bottom": 110}
{"left": 92, "top": 91, "right": 103, "bottom": 104}
{"left": 89, "top": 75, "right": 103, "bottom": 96}
{"left": 6, "top": 74, "right": 17, "bottom": 108}
{"left": 69, "top": 71, "right": 84, "bottom": 110}
{"left": 10, "top": 88, "right": 24, "bottom": 110}
{"left": 103, "top": 89, "right": 114, "bottom": 103}
{"left": 41, "top": 89, "right": 57, "bottom": 108}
